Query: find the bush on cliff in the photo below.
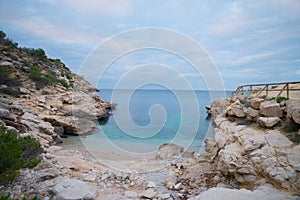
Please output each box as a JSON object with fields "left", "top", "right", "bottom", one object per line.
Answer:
{"left": 0, "top": 31, "right": 18, "bottom": 49}
{"left": 0, "top": 194, "right": 38, "bottom": 200}
{"left": 0, "top": 66, "right": 21, "bottom": 97}
{"left": 0, "top": 66, "right": 21, "bottom": 87}
{"left": 22, "top": 47, "right": 47, "bottom": 61}
{"left": 0, "top": 125, "right": 43, "bottom": 184}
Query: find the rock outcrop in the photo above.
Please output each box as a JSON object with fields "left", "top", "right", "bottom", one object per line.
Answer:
{"left": 51, "top": 178, "right": 97, "bottom": 200}
{"left": 156, "top": 143, "right": 184, "bottom": 160}
{"left": 0, "top": 40, "right": 115, "bottom": 148}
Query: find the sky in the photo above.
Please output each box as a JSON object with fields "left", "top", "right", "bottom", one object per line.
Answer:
{"left": 0, "top": 0, "right": 300, "bottom": 90}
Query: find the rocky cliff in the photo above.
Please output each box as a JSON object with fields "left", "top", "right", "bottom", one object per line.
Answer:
{"left": 164, "top": 91, "right": 300, "bottom": 199}
{"left": 0, "top": 32, "right": 115, "bottom": 149}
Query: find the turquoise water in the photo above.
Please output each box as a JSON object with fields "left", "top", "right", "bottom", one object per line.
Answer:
{"left": 75, "top": 89, "right": 231, "bottom": 155}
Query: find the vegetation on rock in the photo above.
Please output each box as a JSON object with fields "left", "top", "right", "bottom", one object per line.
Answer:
{"left": 0, "top": 66, "right": 21, "bottom": 97}
{"left": 0, "top": 194, "right": 38, "bottom": 200}
{"left": 0, "top": 125, "right": 43, "bottom": 184}
{"left": 268, "top": 96, "right": 288, "bottom": 103}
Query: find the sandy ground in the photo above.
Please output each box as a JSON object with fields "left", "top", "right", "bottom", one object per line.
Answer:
{"left": 54, "top": 142, "right": 174, "bottom": 174}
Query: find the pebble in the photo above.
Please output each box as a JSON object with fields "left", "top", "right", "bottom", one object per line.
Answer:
{"left": 125, "top": 191, "right": 138, "bottom": 199}
{"left": 146, "top": 181, "right": 157, "bottom": 188}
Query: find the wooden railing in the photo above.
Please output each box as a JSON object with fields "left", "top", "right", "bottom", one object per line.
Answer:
{"left": 232, "top": 81, "right": 300, "bottom": 99}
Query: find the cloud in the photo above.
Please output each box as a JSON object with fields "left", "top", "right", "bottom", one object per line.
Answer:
{"left": 63, "top": 0, "right": 132, "bottom": 16}
{"left": 229, "top": 51, "right": 275, "bottom": 66}
{"left": 8, "top": 17, "right": 101, "bottom": 45}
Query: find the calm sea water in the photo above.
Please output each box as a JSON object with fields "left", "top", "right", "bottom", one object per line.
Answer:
{"left": 64, "top": 89, "right": 231, "bottom": 155}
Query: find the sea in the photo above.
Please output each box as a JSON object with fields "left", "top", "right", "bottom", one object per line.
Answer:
{"left": 62, "top": 89, "right": 232, "bottom": 156}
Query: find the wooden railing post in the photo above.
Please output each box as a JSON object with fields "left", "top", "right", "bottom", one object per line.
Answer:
{"left": 287, "top": 83, "right": 289, "bottom": 99}
{"left": 266, "top": 84, "right": 269, "bottom": 96}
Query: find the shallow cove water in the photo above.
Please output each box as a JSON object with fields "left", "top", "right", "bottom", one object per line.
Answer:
{"left": 61, "top": 89, "right": 231, "bottom": 157}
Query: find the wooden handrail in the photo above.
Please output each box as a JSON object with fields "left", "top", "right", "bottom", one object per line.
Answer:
{"left": 232, "top": 81, "right": 300, "bottom": 99}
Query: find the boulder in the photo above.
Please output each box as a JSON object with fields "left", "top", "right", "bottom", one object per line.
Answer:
{"left": 210, "top": 98, "right": 229, "bottom": 116}
{"left": 21, "top": 113, "right": 54, "bottom": 135}
{"left": 125, "top": 191, "right": 138, "bottom": 199}
{"left": 42, "top": 115, "right": 78, "bottom": 134}
{"left": 156, "top": 143, "right": 184, "bottom": 160}
{"left": 287, "top": 145, "right": 300, "bottom": 168}
{"left": 36, "top": 168, "right": 60, "bottom": 182}
{"left": 238, "top": 128, "right": 266, "bottom": 152}
{"left": 146, "top": 181, "right": 156, "bottom": 188}
{"left": 140, "top": 189, "right": 157, "bottom": 199}
{"left": 217, "top": 142, "right": 243, "bottom": 173}
{"left": 226, "top": 104, "right": 246, "bottom": 118}
{"left": 51, "top": 178, "right": 96, "bottom": 200}
{"left": 259, "top": 101, "right": 283, "bottom": 117}
{"left": 6, "top": 126, "right": 18, "bottom": 133}
{"left": 286, "top": 99, "right": 300, "bottom": 124}
{"left": 188, "top": 185, "right": 299, "bottom": 200}
{"left": 204, "top": 138, "right": 217, "bottom": 152}
{"left": 265, "top": 130, "right": 293, "bottom": 148}
{"left": 243, "top": 107, "right": 259, "bottom": 121}
{"left": 165, "top": 170, "right": 177, "bottom": 189}
{"left": 0, "top": 108, "right": 16, "bottom": 121}
{"left": 257, "top": 117, "right": 281, "bottom": 128}
{"left": 19, "top": 87, "right": 30, "bottom": 94}
{"left": 250, "top": 98, "right": 264, "bottom": 109}
{"left": 214, "top": 129, "right": 233, "bottom": 149}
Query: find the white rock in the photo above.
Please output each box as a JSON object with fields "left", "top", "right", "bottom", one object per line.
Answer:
{"left": 0, "top": 108, "right": 16, "bottom": 121}
{"left": 140, "top": 189, "right": 157, "bottom": 199}
{"left": 146, "top": 181, "right": 156, "bottom": 188}
{"left": 226, "top": 104, "right": 246, "bottom": 118}
{"left": 125, "top": 191, "right": 138, "bottom": 199}
{"left": 51, "top": 178, "right": 96, "bottom": 200}
{"left": 165, "top": 170, "right": 177, "bottom": 188}
{"left": 19, "top": 87, "right": 30, "bottom": 94}
{"left": 287, "top": 145, "right": 300, "bottom": 168}
{"left": 257, "top": 117, "right": 281, "bottom": 128}
{"left": 215, "top": 129, "right": 233, "bottom": 148}
{"left": 238, "top": 128, "right": 266, "bottom": 152}
{"left": 260, "top": 101, "right": 283, "bottom": 117}
{"left": 157, "top": 193, "right": 171, "bottom": 199}
{"left": 156, "top": 143, "right": 184, "bottom": 160}
{"left": 250, "top": 98, "right": 264, "bottom": 109}
{"left": 174, "top": 182, "right": 182, "bottom": 190}
{"left": 243, "top": 107, "right": 260, "bottom": 121}
{"left": 286, "top": 99, "right": 300, "bottom": 124}
{"left": 188, "top": 185, "right": 298, "bottom": 200}
{"left": 265, "top": 130, "right": 293, "bottom": 148}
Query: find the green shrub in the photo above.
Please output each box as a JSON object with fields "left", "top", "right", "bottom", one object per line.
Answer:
{"left": 20, "top": 60, "right": 32, "bottom": 67}
{"left": 0, "top": 88, "right": 20, "bottom": 98}
{"left": 29, "top": 67, "right": 59, "bottom": 89}
{"left": 268, "top": 96, "right": 288, "bottom": 103}
{"left": 48, "top": 58, "right": 61, "bottom": 65}
{"left": 0, "top": 194, "right": 38, "bottom": 200}
{"left": 0, "top": 125, "right": 43, "bottom": 184}
{"left": 22, "top": 48, "right": 47, "bottom": 60}
{"left": 0, "top": 67, "right": 21, "bottom": 87}
{"left": 58, "top": 79, "right": 71, "bottom": 89}
{"left": 65, "top": 71, "right": 73, "bottom": 80}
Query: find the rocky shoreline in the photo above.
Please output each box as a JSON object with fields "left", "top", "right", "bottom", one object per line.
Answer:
{"left": 1, "top": 89, "right": 300, "bottom": 199}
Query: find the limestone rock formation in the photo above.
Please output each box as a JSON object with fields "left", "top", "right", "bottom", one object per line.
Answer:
{"left": 250, "top": 98, "right": 264, "bottom": 109}
{"left": 286, "top": 99, "right": 300, "bottom": 124}
{"left": 51, "top": 178, "right": 97, "bottom": 200}
{"left": 156, "top": 143, "right": 184, "bottom": 160}
{"left": 259, "top": 101, "right": 283, "bottom": 117}
{"left": 257, "top": 117, "right": 281, "bottom": 128}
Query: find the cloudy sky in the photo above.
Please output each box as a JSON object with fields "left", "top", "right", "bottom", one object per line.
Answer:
{"left": 0, "top": 0, "right": 299, "bottom": 90}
